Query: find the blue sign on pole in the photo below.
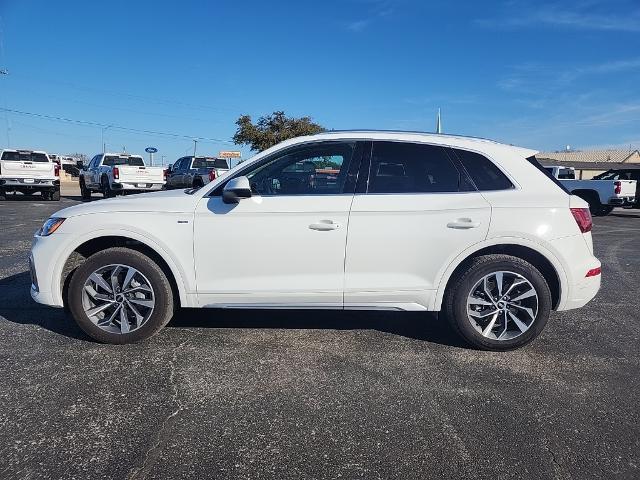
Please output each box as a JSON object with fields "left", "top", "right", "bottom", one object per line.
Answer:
{"left": 145, "top": 147, "right": 158, "bottom": 153}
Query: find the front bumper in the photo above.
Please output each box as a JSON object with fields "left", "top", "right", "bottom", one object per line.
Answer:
{"left": 29, "top": 233, "right": 68, "bottom": 308}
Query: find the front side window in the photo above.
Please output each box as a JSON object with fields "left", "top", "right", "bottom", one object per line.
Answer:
{"left": 244, "top": 142, "right": 355, "bottom": 196}
{"left": 452, "top": 148, "right": 514, "bottom": 190}
{"left": 367, "top": 141, "right": 462, "bottom": 194}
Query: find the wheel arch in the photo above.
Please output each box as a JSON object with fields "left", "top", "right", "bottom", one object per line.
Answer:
{"left": 433, "top": 239, "right": 567, "bottom": 311}
{"left": 56, "top": 230, "right": 190, "bottom": 309}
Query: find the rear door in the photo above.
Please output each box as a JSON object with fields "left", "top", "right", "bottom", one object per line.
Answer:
{"left": 0, "top": 151, "right": 54, "bottom": 179}
{"left": 344, "top": 141, "right": 491, "bottom": 310}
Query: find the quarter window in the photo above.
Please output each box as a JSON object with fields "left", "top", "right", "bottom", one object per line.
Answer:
{"left": 245, "top": 142, "right": 355, "bottom": 196}
{"left": 367, "top": 141, "right": 463, "bottom": 194}
{"left": 453, "top": 148, "right": 514, "bottom": 191}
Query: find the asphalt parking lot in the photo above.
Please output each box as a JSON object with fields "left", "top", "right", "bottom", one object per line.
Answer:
{"left": 1, "top": 187, "right": 639, "bottom": 480}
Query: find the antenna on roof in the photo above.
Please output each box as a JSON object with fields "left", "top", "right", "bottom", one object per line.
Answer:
{"left": 436, "top": 108, "right": 442, "bottom": 134}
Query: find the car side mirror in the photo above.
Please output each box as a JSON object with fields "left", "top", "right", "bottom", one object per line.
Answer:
{"left": 223, "top": 176, "right": 252, "bottom": 204}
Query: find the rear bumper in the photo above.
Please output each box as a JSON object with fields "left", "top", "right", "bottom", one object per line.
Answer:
{"left": 0, "top": 177, "right": 59, "bottom": 189}
{"left": 112, "top": 182, "right": 164, "bottom": 191}
{"left": 559, "top": 259, "right": 601, "bottom": 310}
{"left": 608, "top": 196, "right": 635, "bottom": 206}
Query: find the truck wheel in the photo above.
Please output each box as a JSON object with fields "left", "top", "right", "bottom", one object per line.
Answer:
{"left": 192, "top": 179, "right": 204, "bottom": 189}
{"left": 0, "top": 189, "right": 5, "bottom": 201}
{"left": 101, "top": 177, "right": 115, "bottom": 198}
{"left": 67, "top": 247, "right": 175, "bottom": 344}
{"left": 51, "top": 189, "right": 61, "bottom": 201}
{"left": 80, "top": 179, "right": 91, "bottom": 200}
{"left": 443, "top": 254, "right": 552, "bottom": 351}
{"left": 593, "top": 205, "right": 614, "bottom": 216}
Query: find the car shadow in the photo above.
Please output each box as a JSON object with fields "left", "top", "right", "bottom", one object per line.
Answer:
{"left": 169, "top": 307, "right": 467, "bottom": 348}
{"left": 609, "top": 211, "right": 640, "bottom": 219}
{"left": 0, "top": 271, "right": 467, "bottom": 348}
{"left": 0, "top": 272, "right": 89, "bottom": 341}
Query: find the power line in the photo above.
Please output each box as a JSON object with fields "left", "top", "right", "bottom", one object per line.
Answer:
{"left": 0, "top": 107, "right": 236, "bottom": 144}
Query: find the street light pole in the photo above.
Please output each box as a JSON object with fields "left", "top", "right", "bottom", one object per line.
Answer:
{"left": 101, "top": 125, "right": 113, "bottom": 153}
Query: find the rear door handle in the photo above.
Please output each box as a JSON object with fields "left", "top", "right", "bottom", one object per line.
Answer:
{"left": 447, "top": 218, "right": 481, "bottom": 229}
{"left": 309, "top": 220, "right": 341, "bottom": 231}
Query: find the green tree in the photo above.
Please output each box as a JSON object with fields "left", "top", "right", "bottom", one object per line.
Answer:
{"left": 233, "top": 111, "right": 325, "bottom": 152}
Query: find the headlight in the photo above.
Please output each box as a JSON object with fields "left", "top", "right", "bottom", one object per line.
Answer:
{"left": 39, "top": 217, "right": 65, "bottom": 236}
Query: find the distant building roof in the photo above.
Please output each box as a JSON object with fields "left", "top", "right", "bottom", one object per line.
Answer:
{"left": 536, "top": 149, "right": 640, "bottom": 165}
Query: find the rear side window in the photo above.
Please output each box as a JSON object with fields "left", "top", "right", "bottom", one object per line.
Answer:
{"left": 367, "top": 141, "right": 462, "bottom": 194}
{"left": 526, "top": 156, "right": 570, "bottom": 194}
{"left": 452, "top": 149, "right": 513, "bottom": 191}
{"left": 1, "top": 151, "right": 49, "bottom": 162}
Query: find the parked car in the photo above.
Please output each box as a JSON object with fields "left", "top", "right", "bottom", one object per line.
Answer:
{"left": 544, "top": 165, "right": 636, "bottom": 215}
{"left": 544, "top": 166, "right": 576, "bottom": 179}
{"left": 79, "top": 153, "right": 166, "bottom": 199}
{"left": 30, "top": 131, "right": 601, "bottom": 350}
{"left": 165, "top": 156, "right": 230, "bottom": 189}
{"left": 592, "top": 168, "right": 640, "bottom": 208}
{"left": 0, "top": 149, "right": 60, "bottom": 200}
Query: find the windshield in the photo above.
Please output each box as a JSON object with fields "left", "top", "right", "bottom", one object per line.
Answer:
{"left": 103, "top": 156, "right": 145, "bottom": 167}
{"left": 192, "top": 158, "right": 229, "bottom": 169}
{"left": 1, "top": 151, "right": 50, "bottom": 162}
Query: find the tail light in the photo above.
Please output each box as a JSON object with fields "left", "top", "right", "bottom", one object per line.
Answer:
{"left": 570, "top": 207, "right": 592, "bottom": 233}
{"left": 113, "top": 167, "right": 119, "bottom": 180}
{"left": 614, "top": 181, "right": 621, "bottom": 195}
{"left": 54, "top": 164, "right": 60, "bottom": 177}
{"left": 163, "top": 169, "right": 168, "bottom": 181}
{"left": 209, "top": 169, "right": 217, "bottom": 182}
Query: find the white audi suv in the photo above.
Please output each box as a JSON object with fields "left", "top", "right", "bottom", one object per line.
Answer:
{"left": 29, "top": 131, "right": 601, "bottom": 350}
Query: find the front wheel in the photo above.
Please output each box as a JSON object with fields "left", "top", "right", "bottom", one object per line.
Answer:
{"left": 67, "top": 247, "right": 175, "bottom": 344}
{"left": 443, "top": 254, "right": 552, "bottom": 351}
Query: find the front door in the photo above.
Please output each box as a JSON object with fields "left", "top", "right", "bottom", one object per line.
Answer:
{"left": 344, "top": 140, "right": 491, "bottom": 310}
{"left": 193, "top": 141, "right": 362, "bottom": 307}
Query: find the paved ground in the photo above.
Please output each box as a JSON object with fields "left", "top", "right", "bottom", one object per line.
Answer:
{"left": 1, "top": 186, "right": 639, "bottom": 479}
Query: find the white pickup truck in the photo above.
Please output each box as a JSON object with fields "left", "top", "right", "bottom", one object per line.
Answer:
{"left": 79, "top": 153, "right": 166, "bottom": 200}
{"left": 544, "top": 165, "right": 636, "bottom": 216}
{"left": 0, "top": 149, "right": 61, "bottom": 201}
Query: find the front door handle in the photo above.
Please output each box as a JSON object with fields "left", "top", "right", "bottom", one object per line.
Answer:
{"left": 309, "top": 220, "right": 341, "bottom": 231}
{"left": 447, "top": 218, "right": 481, "bottom": 229}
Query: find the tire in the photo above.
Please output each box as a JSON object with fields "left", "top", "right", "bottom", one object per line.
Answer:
{"left": 67, "top": 247, "right": 175, "bottom": 344}
{"left": 593, "top": 205, "right": 614, "bottom": 216}
{"left": 101, "top": 176, "right": 115, "bottom": 198}
{"left": 80, "top": 179, "right": 91, "bottom": 200}
{"left": 192, "top": 179, "right": 204, "bottom": 189}
{"left": 0, "top": 189, "right": 5, "bottom": 201}
{"left": 443, "top": 254, "right": 552, "bottom": 351}
{"left": 575, "top": 191, "right": 607, "bottom": 216}
{"left": 50, "top": 189, "right": 61, "bottom": 201}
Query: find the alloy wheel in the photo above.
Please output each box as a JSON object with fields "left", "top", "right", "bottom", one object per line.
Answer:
{"left": 81, "top": 264, "right": 155, "bottom": 334}
{"left": 466, "top": 271, "right": 539, "bottom": 341}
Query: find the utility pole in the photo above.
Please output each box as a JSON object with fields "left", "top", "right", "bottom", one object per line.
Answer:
{"left": 193, "top": 139, "right": 198, "bottom": 158}
{"left": 1, "top": 69, "right": 9, "bottom": 147}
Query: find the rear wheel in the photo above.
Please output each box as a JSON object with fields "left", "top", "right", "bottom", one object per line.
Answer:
{"left": 101, "top": 176, "right": 115, "bottom": 198}
{"left": 0, "top": 189, "right": 5, "bottom": 201}
{"left": 80, "top": 178, "right": 91, "bottom": 200}
{"left": 67, "top": 247, "right": 175, "bottom": 344}
{"left": 443, "top": 254, "right": 552, "bottom": 351}
{"left": 50, "top": 189, "right": 61, "bottom": 201}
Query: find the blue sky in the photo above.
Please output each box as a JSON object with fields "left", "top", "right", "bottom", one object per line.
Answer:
{"left": 1, "top": 0, "right": 639, "bottom": 163}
